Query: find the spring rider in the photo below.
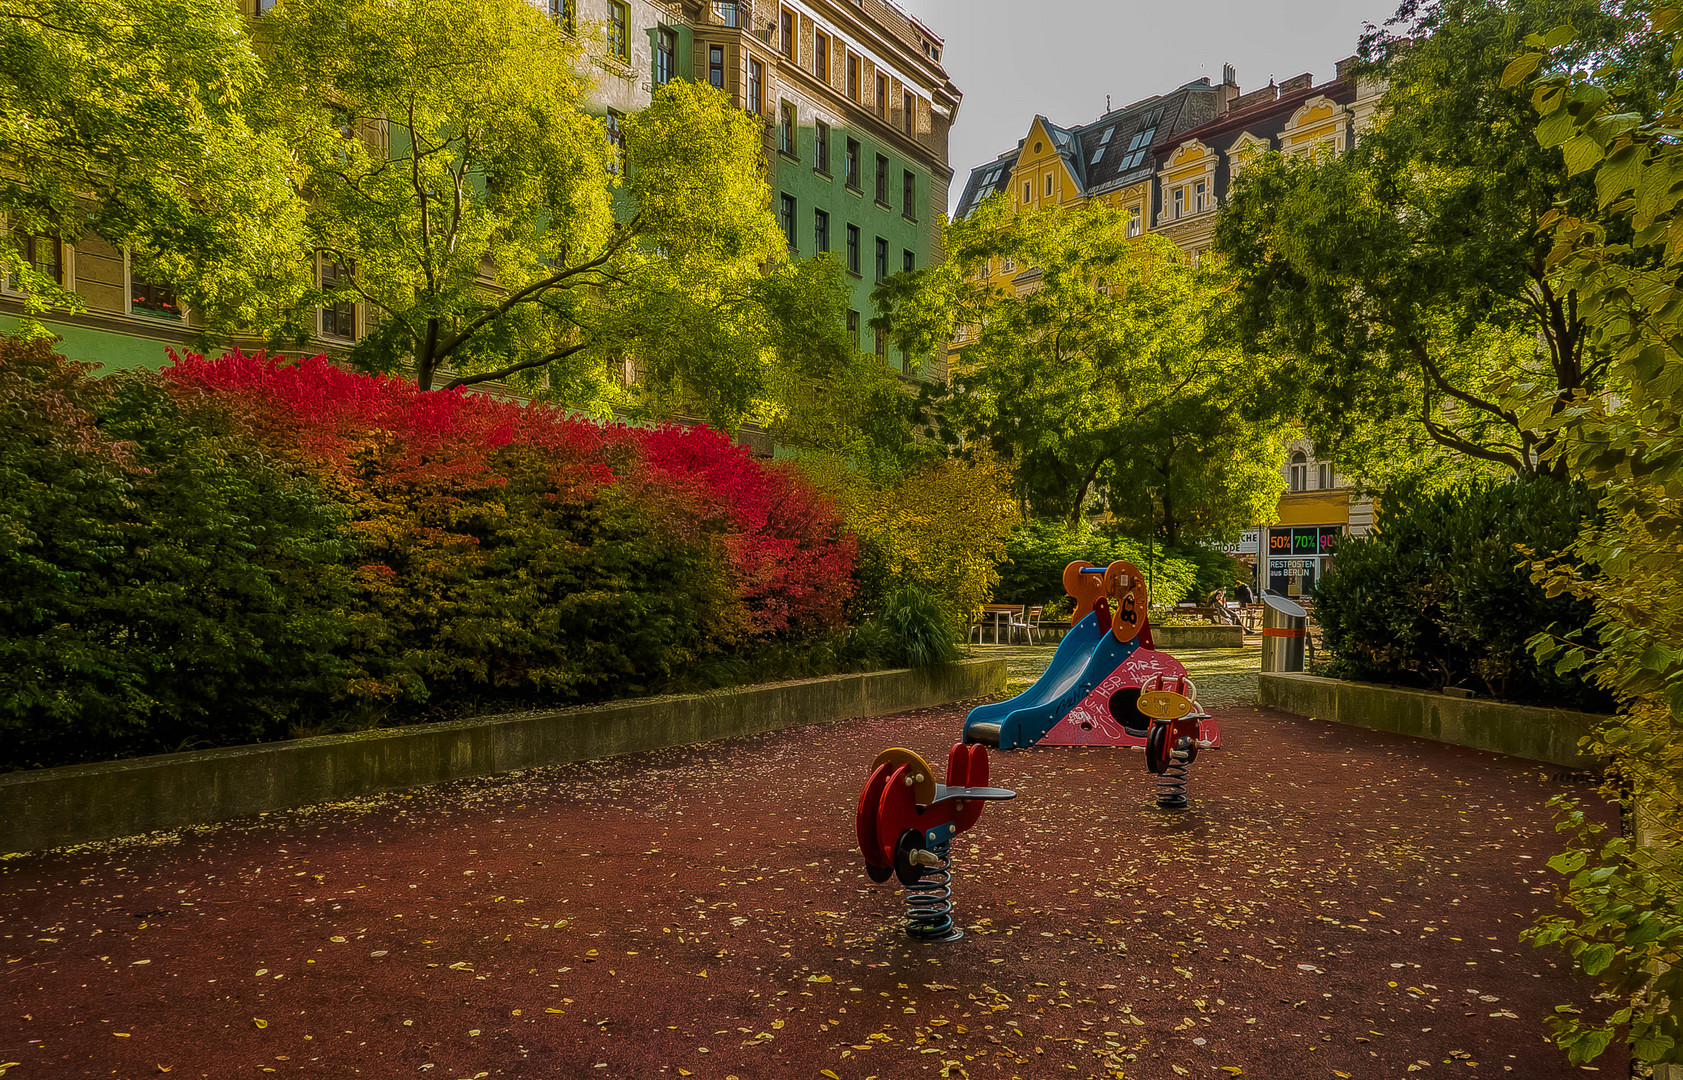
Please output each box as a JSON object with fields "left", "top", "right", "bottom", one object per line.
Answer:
{"left": 855, "top": 743, "right": 1015, "bottom": 942}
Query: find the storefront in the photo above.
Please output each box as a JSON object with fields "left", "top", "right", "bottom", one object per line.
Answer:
{"left": 1267, "top": 525, "right": 1342, "bottom": 599}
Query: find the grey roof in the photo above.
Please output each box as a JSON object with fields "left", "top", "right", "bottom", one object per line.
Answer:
{"left": 955, "top": 78, "right": 1225, "bottom": 218}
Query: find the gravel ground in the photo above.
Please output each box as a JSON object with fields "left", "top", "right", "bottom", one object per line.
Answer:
{"left": 0, "top": 697, "right": 1617, "bottom": 1080}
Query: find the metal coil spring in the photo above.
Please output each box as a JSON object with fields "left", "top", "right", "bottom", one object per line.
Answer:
{"left": 904, "top": 841, "right": 961, "bottom": 942}
{"left": 1155, "top": 756, "right": 1191, "bottom": 811}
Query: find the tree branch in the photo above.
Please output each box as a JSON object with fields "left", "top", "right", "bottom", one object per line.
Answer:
{"left": 442, "top": 341, "right": 591, "bottom": 390}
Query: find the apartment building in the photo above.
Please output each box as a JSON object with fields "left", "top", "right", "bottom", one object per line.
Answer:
{"left": 674, "top": 0, "right": 960, "bottom": 377}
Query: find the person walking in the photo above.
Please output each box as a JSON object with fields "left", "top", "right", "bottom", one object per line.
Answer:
{"left": 1234, "top": 581, "right": 1255, "bottom": 606}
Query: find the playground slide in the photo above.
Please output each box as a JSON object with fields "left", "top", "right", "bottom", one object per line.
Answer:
{"left": 963, "top": 610, "right": 1107, "bottom": 747}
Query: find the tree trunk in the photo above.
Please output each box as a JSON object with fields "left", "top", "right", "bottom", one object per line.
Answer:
{"left": 417, "top": 318, "right": 440, "bottom": 391}
{"left": 1067, "top": 452, "right": 1107, "bottom": 528}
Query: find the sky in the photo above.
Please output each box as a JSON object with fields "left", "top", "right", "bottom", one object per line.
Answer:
{"left": 894, "top": 0, "right": 1406, "bottom": 212}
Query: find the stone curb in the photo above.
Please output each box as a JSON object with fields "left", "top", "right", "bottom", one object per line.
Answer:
{"left": 1, "top": 659, "right": 1006, "bottom": 854}
{"left": 1257, "top": 672, "right": 1606, "bottom": 769}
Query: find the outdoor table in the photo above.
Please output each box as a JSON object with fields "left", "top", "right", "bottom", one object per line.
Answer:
{"left": 978, "top": 604, "right": 1022, "bottom": 644}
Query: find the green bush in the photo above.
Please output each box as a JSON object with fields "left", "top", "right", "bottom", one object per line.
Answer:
{"left": 0, "top": 340, "right": 358, "bottom": 769}
{"left": 877, "top": 585, "right": 960, "bottom": 669}
{"left": 996, "top": 519, "right": 1199, "bottom": 610}
{"left": 1313, "top": 476, "right": 1609, "bottom": 708}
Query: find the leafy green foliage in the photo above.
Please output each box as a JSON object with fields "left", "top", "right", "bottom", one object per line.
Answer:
{"left": 1312, "top": 476, "right": 1607, "bottom": 707}
{"left": 875, "top": 199, "right": 1286, "bottom": 538}
{"left": 876, "top": 586, "right": 961, "bottom": 670}
{"left": 1213, "top": 0, "right": 1665, "bottom": 485}
{"left": 0, "top": 338, "right": 357, "bottom": 769}
{"left": 1498, "top": 7, "right": 1683, "bottom": 1064}
{"left": 994, "top": 519, "right": 1199, "bottom": 613}
{"left": 260, "top": 0, "right": 849, "bottom": 427}
{"left": 0, "top": 0, "right": 311, "bottom": 330}
{"left": 802, "top": 452, "right": 1019, "bottom": 622}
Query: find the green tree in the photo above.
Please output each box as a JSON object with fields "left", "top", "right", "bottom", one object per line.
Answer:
{"left": 1213, "top": 0, "right": 1666, "bottom": 484}
{"left": 0, "top": 0, "right": 310, "bottom": 330}
{"left": 260, "top": 0, "right": 848, "bottom": 428}
{"left": 1501, "top": 9, "right": 1683, "bottom": 1068}
{"left": 874, "top": 197, "right": 1285, "bottom": 540}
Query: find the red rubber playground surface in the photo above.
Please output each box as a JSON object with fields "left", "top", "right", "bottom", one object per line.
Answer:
{"left": 1, "top": 702, "right": 1620, "bottom": 1079}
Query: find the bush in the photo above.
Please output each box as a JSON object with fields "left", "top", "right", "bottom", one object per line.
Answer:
{"left": 0, "top": 338, "right": 358, "bottom": 768}
{"left": 876, "top": 585, "right": 960, "bottom": 669}
{"left": 1312, "top": 476, "right": 1609, "bottom": 708}
{"left": 804, "top": 452, "right": 1018, "bottom": 622}
{"left": 995, "top": 519, "right": 1199, "bottom": 611}
{"left": 3, "top": 344, "right": 862, "bottom": 770}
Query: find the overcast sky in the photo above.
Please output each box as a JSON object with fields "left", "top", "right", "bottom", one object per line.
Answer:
{"left": 895, "top": 0, "right": 1405, "bottom": 212}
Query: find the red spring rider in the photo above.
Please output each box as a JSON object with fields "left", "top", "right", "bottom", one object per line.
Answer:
{"left": 855, "top": 743, "right": 1015, "bottom": 942}
{"left": 1136, "top": 674, "right": 1219, "bottom": 810}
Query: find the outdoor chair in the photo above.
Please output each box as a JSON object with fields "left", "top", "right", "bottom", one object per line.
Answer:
{"left": 1007, "top": 605, "right": 1042, "bottom": 644}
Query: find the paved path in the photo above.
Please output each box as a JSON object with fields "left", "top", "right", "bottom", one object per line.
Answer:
{"left": 968, "top": 643, "right": 1262, "bottom": 705}
{"left": 0, "top": 700, "right": 1616, "bottom": 1079}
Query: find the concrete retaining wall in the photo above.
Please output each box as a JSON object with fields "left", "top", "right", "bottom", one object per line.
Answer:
{"left": 1153, "top": 624, "right": 1246, "bottom": 650}
{"left": 1257, "top": 673, "right": 1605, "bottom": 769}
{"left": 0, "top": 660, "right": 1005, "bottom": 854}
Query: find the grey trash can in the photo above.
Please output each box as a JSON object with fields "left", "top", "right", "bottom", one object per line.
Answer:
{"left": 1261, "top": 594, "right": 1308, "bottom": 673}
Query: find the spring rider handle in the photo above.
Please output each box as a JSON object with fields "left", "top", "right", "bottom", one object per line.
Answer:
{"left": 855, "top": 743, "right": 1015, "bottom": 942}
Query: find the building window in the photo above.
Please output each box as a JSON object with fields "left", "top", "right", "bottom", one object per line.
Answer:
{"left": 747, "top": 58, "right": 763, "bottom": 115}
{"left": 814, "top": 121, "right": 830, "bottom": 174}
{"left": 779, "top": 8, "right": 793, "bottom": 56}
{"left": 9, "top": 234, "right": 62, "bottom": 289}
{"left": 1022, "top": 180, "right": 1031, "bottom": 205}
{"left": 130, "top": 266, "right": 181, "bottom": 321}
{"left": 605, "top": 109, "right": 625, "bottom": 173}
{"left": 779, "top": 193, "right": 797, "bottom": 252}
{"left": 1044, "top": 173, "right": 1054, "bottom": 197}
{"left": 814, "top": 208, "right": 830, "bottom": 253}
{"left": 549, "top": 0, "right": 575, "bottom": 33}
{"left": 254, "top": 0, "right": 276, "bottom": 12}
{"left": 1194, "top": 180, "right": 1207, "bottom": 213}
{"left": 874, "top": 73, "right": 887, "bottom": 119}
{"left": 319, "top": 257, "right": 355, "bottom": 340}
{"left": 1317, "top": 462, "right": 1333, "bottom": 490}
{"left": 714, "top": 0, "right": 738, "bottom": 27}
{"left": 1000, "top": 256, "right": 1015, "bottom": 273}
{"left": 1172, "top": 187, "right": 1184, "bottom": 219}
{"left": 845, "top": 224, "right": 861, "bottom": 274}
{"left": 607, "top": 0, "right": 629, "bottom": 61}
{"left": 904, "top": 95, "right": 915, "bottom": 135}
{"left": 845, "top": 138, "right": 860, "bottom": 189}
{"left": 874, "top": 236, "right": 887, "bottom": 280}
{"left": 1288, "top": 451, "right": 1308, "bottom": 493}
{"left": 875, "top": 153, "right": 888, "bottom": 204}
{"left": 874, "top": 327, "right": 887, "bottom": 357}
{"left": 1127, "top": 209, "right": 1142, "bottom": 237}
{"left": 655, "top": 26, "right": 676, "bottom": 85}
{"left": 847, "top": 55, "right": 860, "bottom": 101}
{"left": 901, "top": 170, "right": 916, "bottom": 219}
{"left": 814, "top": 32, "right": 829, "bottom": 82}
{"left": 709, "top": 45, "right": 724, "bottom": 89}
{"left": 778, "top": 100, "right": 795, "bottom": 155}
{"left": 846, "top": 309, "right": 860, "bottom": 347}
{"left": 902, "top": 249, "right": 914, "bottom": 273}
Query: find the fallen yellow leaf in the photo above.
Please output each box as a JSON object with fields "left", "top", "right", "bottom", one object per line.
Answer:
{"left": 253, "top": 1018, "right": 267, "bottom": 1030}
{"left": 545, "top": 1008, "right": 564, "bottom": 1014}
{"left": 113, "top": 1033, "right": 131, "bottom": 1038}
{"left": 821, "top": 1072, "right": 840, "bottom": 1080}
{"left": 808, "top": 974, "right": 833, "bottom": 983}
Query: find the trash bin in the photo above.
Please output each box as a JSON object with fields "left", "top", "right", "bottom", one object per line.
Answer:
{"left": 1261, "top": 594, "right": 1308, "bottom": 673}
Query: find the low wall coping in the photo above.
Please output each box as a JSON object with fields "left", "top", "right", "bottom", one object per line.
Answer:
{"left": 1257, "top": 672, "right": 1607, "bottom": 769}
{"left": 2, "top": 659, "right": 1005, "bottom": 854}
